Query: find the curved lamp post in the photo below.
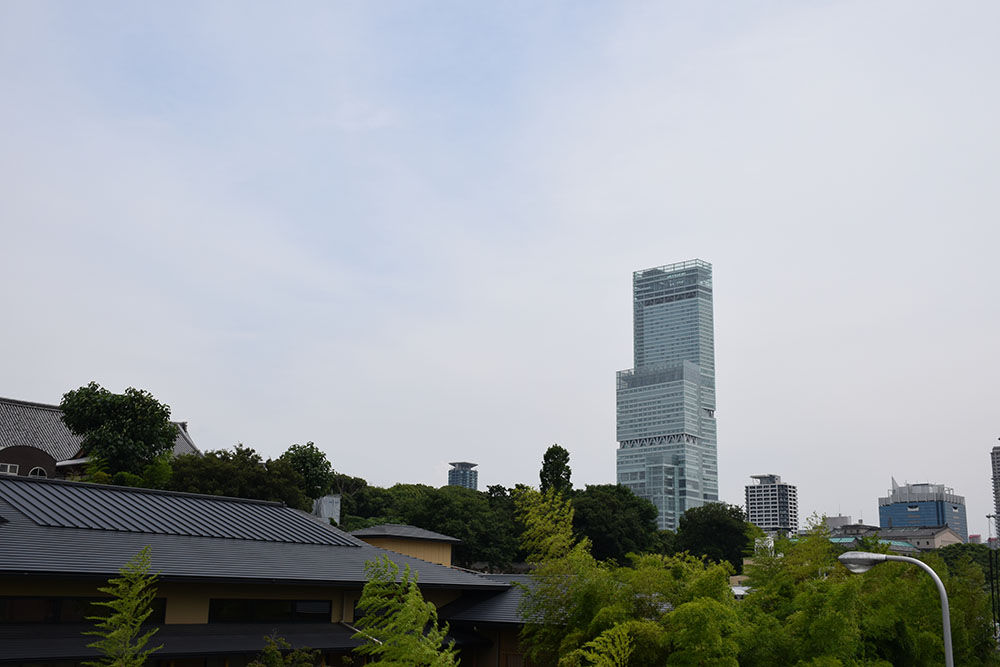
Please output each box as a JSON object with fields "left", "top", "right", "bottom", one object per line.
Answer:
{"left": 838, "top": 551, "right": 953, "bottom": 667}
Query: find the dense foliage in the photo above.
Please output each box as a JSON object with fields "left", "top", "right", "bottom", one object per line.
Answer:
{"left": 277, "top": 442, "right": 334, "bottom": 499}
{"left": 572, "top": 484, "right": 659, "bottom": 563}
{"left": 168, "top": 445, "right": 312, "bottom": 511}
{"left": 352, "top": 555, "right": 458, "bottom": 665}
{"left": 674, "top": 502, "right": 758, "bottom": 574}
{"left": 61, "top": 382, "right": 177, "bottom": 476}
{"left": 84, "top": 546, "right": 162, "bottom": 667}
{"left": 515, "top": 491, "right": 1000, "bottom": 667}
{"left": 247, "top": 636, "right": 319, "bottom": 667}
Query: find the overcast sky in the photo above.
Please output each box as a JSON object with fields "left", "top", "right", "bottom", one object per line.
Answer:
{"left": 2, "top": 2, "right": 998, "bottom": 537}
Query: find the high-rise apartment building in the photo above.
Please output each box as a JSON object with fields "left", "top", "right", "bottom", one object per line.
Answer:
{"left": 878, "top": 478, "right": 967, "bottom": 542}
{"left": 447, "top": 462, "right": 478, "bottom": 490}
{"left": 616, "top": 259, "right": 718, "bottom": 531}
{"left": 991, "top": 446, "right": 1000, "bottom": 538}
{"left": 745, "top": 474, "right": 798, "bottom": 535}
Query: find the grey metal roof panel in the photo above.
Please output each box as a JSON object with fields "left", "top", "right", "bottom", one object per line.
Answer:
{"left": 351, "top": 523, "right": 462, "bottom": 543}
{"left": 0, "top": 480, "right": 507, "bottom": 590}
{"left": 0, "top": 476, "right": 356, "bottom": 546}
{"left": 441, "top": 574, "right": 530, "bottom": 624}
{"left": 0, "top": 396, "right": 199, "bottom": 461}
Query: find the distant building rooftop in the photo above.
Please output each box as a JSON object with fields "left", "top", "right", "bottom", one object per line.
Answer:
{"left": 350, "top": 523, "right": 462, "bottom": 544}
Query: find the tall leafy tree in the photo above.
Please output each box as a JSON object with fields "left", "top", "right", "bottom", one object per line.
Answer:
{"left": 572, "top": 484, "right": 659, "bottom": 563}
{"left": 84, "top": 546, "right": 162, "bottom": 667}
{"left": 61, "top": 382, "right": 177, "bottom": 476}
{"left": 352, "top": 555, "right": 458, "bottom": 666}
{"left": 168, "top": 445, "right": 310, "bottom": 510}
{"left": 674, "top": 503, "right": 753, "bottom": 573}
{"left": 278, "top": 441, "right": 333, "bottom": 499}
{"left": 539, "top": 444, "right": 572, "bottom": 495}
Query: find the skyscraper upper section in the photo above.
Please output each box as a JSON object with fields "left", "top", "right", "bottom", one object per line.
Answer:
{"left": 616, "top": 259, "right": 718, "bottom": 531}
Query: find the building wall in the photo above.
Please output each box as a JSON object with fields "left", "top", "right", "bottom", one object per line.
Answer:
{"left": 356, "top": 536, "right": 453, "bottom": 566}
{"left": 1, "top": 578, "right": 349, "bottom": 624}
{"left": 0, "top": 445, "right": 58, "bottom": 478}
{"left": 878, "top": 501, "right": 968, "bottom": 542}
{"left": 447, "top": 467, "right": 478, "bottom": 490}
{"left": 745, "top": 477, "right": 799, "bottom": 534}
{"left": 992, "top": 447, "right": 1000, "bottom": 538}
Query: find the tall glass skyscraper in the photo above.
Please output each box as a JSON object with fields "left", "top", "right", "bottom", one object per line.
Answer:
{"left": 616, "top": 259, "right": 718, "bottom": 531}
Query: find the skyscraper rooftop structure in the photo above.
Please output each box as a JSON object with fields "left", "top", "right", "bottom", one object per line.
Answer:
{"left": 616, "top": 259, "right": 718, "bottom": 531}
{"left": 447, "top": 462, "right": 478, "bottom": 490}
{"left": 878, "top": 478, "right": 967, "bottom": 542}
{"left": 745, "top": 474, "right": 798, "bottom": 535}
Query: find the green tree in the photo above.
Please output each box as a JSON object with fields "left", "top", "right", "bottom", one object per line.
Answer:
{"left": 278, "top": 442, "right": 334, "bottom": 499}
{"left": 247, "top": 635, "right": 319, "bottom": 667}
{"left": 84, "top": 546, "right": 162, "bottom": 667}
{"left": 572, "top": 484, "right": 659, "bottom": 563}
{"left": 168, "top": 445, "right": 310, "bottom": 510}
{"left": 515, "top": 487, "right": 578, "bottom": 563}
{"left": 352, "top": 555, "right": 457, "bottom": 665}
{"left": 674, "top": 503, "right": 753, "bottom": 573}
{"left": 61, "top": 382, "right": 177, "bottom": 476}
{"left": 539, "top": 444, "right": 572, "bottom": 495}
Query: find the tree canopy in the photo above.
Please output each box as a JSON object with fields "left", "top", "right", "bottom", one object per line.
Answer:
{"left": 352, "top": 555, "right": 458, "bottom": 666}
{"left": 61, "top": 382, "right": 177, "bottom": 476}
{"left": 674, "top": 502, "right": 755, "bottom": 573}
{"left": 539, "top": 444, "right": 572, "bottom": 495}
{"left": 277, "top": 441, "right": 333, "bottom": 499}
{"left": 572, "top": 484, "right": 659, "bottom": 563}
{"left": 515, "top": 495, "right": 1000, "bottom": 666}
{"left": 168, "top": 445, "right": 310, "bottom": 511}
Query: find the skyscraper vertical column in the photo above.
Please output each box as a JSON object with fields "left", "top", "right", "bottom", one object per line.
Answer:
{"left": 615, "top": 260, "right": 717, "bottom": 531}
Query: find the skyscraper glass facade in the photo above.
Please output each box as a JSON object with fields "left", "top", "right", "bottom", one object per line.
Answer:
{"left": 616, "top": 260, "right": 718, "bottom": 531}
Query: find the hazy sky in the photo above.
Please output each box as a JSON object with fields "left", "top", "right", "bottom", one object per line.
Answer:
{"left": 3, "top": 2, "right": 998, "bottom": 536}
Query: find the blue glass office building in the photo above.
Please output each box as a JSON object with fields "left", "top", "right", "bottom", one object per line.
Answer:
{"left": 878, "top": 479, "right": 967, "bottom": 542}
{"left": 616, "top": 260, "right": 718, "bottom": 531}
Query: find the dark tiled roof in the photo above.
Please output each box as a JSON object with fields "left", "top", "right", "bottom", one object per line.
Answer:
{"left": 0, "top": 623, "right": 361, "bottom": 662}
{"left": 0, "top": 396, "right": 199, "bottom": 461}
{"left": 0, "top": 476, "right": 358, "bottom": 546}
{"left": 0, "top": 476, "right": 507, "bottom": 590}
{"left": 441, "top": 574, "right": 531, "bottom": 625}
{"left": 351, "top": 523, "right": 462, "bottom": 543}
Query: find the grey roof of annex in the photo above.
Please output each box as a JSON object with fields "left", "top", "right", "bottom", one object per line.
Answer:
{"left": 0, "top": 476, "right": 507, "bottom": 590}
{"left": 351, "top": 523, "right": 462, "bottom": 543}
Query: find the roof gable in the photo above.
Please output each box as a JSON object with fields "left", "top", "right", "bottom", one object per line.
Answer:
{"left": 0, "top": 476, "right": 359, "bottom": 546}
{"left": 0, "top": 396, "right": 199, "bottom": 461}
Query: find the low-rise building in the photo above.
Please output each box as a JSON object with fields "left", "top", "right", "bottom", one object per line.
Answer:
{"left": 0, "top": 475, "right": 522, "bottom": 664}
{"left": 878, "top": 478, "right": 967, "bottom": 542}
{"left": 0, "top": 396, "right": 199, "bottom": 479}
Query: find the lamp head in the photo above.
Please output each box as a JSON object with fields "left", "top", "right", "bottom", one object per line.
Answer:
{"left": 838, "top": 551, "right": 888, "bottom": 574}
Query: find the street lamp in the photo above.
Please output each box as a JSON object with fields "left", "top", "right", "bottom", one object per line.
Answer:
{"left": 838, "top": 551, "right": 953, "bottom": 667}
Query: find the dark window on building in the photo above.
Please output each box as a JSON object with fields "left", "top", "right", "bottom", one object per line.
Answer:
{"left": 0, "top": 463, "right": 19, "bottom": 475}
{"left": 208, "top": 599, "right": 332, "bottom": 623}
{"left": 0, "top": 597, "right": 165, "bottom": 624}
{"left": 28, "top": 467, "right": 47, "bottom": 478}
